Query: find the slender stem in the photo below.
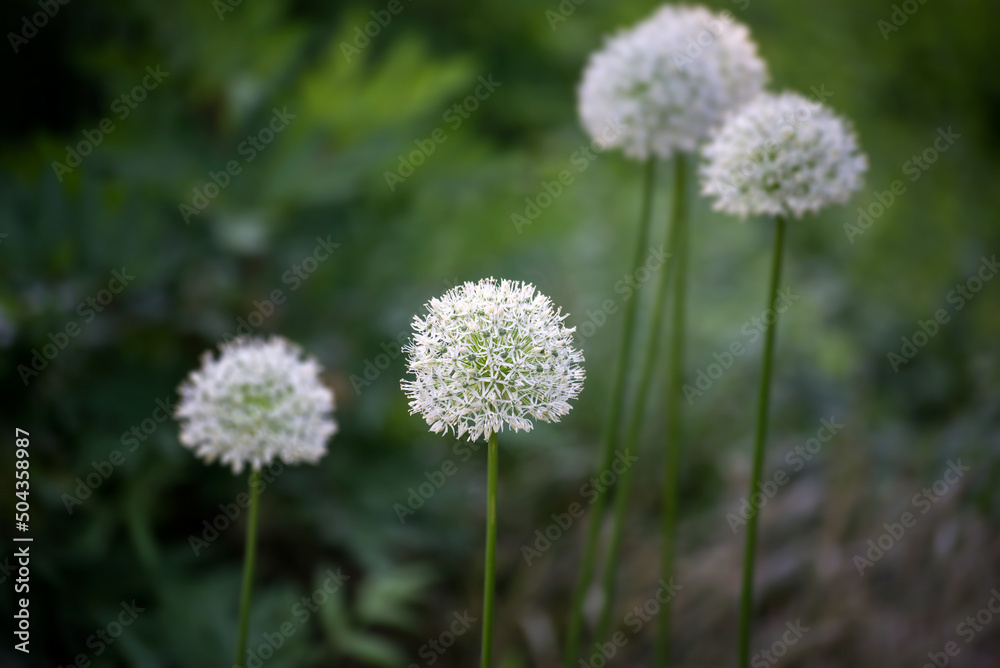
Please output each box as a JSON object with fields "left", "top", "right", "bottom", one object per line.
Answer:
{"left": 564, "top": 159, "right": 657, "bottom": 668}
{"left": 594, "top": 155, "right": 686, "bottom": 644}
{"left": 736, "top": 216, "right": 787, "bottom": 668}
{"left": 481, "top": 432, "right": 499, "bottom": 668}
{"left": 656, "top": 156, "right": 690, "bottom": 667}
{"left": 234, "top": 469, "right": 261, "bottom": 668}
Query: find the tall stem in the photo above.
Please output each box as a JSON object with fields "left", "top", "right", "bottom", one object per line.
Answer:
{"left": 737, "top": 216, "right": 787, "bottom": 668}
{"left": 234, "top": 469, "right": 261, "bottom": 668}
{"left": 564, "top": 159, "right": 656, "bottom": 668}
{"left": 655, "top": 156, "right": 690, "bottom": 667}
{"left": 481, "top": 432, "right": 499, "bottom": 668}
{"left": 594, "top": 155, "right": 686, "bottom": 644}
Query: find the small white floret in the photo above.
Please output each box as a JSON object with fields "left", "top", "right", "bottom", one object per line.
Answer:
{"left": 401, "top": 279, "right": 586, "bottom": 442}
{"left": 175, "top": 337, "right": 337, "bottom": 474}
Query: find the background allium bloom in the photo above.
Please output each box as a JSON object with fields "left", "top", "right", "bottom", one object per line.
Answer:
{"left": 700, "top": 92, "right": 868, "bottom": 219}
{"left": 175, "top": 337, "right": 337, "bottom": 474}
{"left": 402, "top": 279, "right": 585, "bottom": 442}
{"left": 578, "top": 4, "right": 767, "bottom": 160}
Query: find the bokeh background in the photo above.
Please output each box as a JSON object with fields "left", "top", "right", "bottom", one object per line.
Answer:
{"left": 2, "top": 0, "right": 999, "bottom": 665}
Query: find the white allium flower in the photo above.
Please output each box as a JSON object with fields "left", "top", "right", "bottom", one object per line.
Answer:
{"left": 700, "top": 91, "right": 868, "bottom": 219}
{"left": 401, "top": 278, "right": 585, "bottom": 442}
{"left": 175, "top": 337, "right": 337, "bottom": 474}
{"left": 578, "top": 4, "right": 768, "bottom": 160}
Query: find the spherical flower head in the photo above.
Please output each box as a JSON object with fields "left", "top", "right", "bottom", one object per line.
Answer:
{"left": 175, "top": 336, "right": 337, "bottom": 474}
{"left": 401, "top": 278, "right": 586, "bottom": 442}
{"left": 578, "top": 4, "right": 768, "bottom": 160}
{"left": 700, "top": 91, "right": 868, "bottom": 219}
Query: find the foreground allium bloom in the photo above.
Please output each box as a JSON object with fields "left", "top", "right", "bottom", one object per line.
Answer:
{"left": 175, "top": 337, "right": 337, "bottom": 474}
{"left": 700, "top": 92, "right": 868, "bottom": 219}
{"left": 578, "top": 4, "right": 767, "bottom": 160}
{"left": 402, "top": 279, "right": 585, "bottom": 442}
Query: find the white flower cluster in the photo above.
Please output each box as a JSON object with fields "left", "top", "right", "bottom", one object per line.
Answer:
{"left": 700, "top": 92, "right": 868, "bottom": 219}
{"left": 578, "top": 4, "right": 767, "bottom": 160}
{"left": 175, "top": 337, "right": 337, "bottom": 474}
{"left": 401, "top": 278, "right": 585, "bottom": 442}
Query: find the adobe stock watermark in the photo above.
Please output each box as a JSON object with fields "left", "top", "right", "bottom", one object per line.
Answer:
{"left": 579, "top": 578, "right": 682, "bottom": 667}
{"left": 750, "top": 619, "right": 810, "bottom": 667}
{"left": 406, "top": 610, "right": 478, "bottom": 667}
{"left": 682, "top": 287, "right": 800, "bottom": 404}
{"left": 61, "top": 397, "right": 176, "bottom": 514}
{"left": 55, "top": 600, "right": 146, "bottom": 668}
{"left": 877, "top": 0, "right": 930, "bottom": 41}
{"left": 350, "top": 276, "right": 460, "bottom": 395}
{"left": 17, "top": 267, "right": 136, "bottom": 386}
{"left": 922, "top": 588, "right": 1000, "bottom": 668}
{"left": 189, "top": 460, "right": 287, "bottom": 556}
{"left": 853, "top": 459, "right": 969, "bottom": 576}
{"left": 219, "top": 235, "right": 339, "bottom": 343}
{"left": 213, "top": 0, "right": 245, "bottom": 21}
{"left": 703, "top": 85, "right": 835, "bottom": 196}
{"left": 235, "top": 568, "right": 349, "bottom": 668}
{"left": 7, "top": 0, "right": 71, "bottom": 53}
{"left": 384, "top": 75, "right": 502, "bottom": 192}
{"left": 670, "top": 10, "right": 739, "bottom": 72}
{"left": 886, "top": 255, "right": 997, "bottom": 372}
{"left": 843, "top": 126, "right": 959, "bottom": 243}
{"left": 51, "top": 65, "right": 169, "bottom": 182}
{"left": 511, "top": 117, "right": 624, "bottom": 233}
{"left": 339, "top": 0, "right": 414, "bottom": 62}
{"left": 545, "top": 0, "right": 588, "bottom": 30}
{"left": 520, "top": 449, "right": 638, "bottom": 566}
{"left": 179, "top": 106, "right": 296, "bottom": 224}
{"left": 726, "top": 417, "right": 842, "bottom": 533}
{"left": 392, "top": 439, "right": 486, "bottom": 523}
{"left": 349, "top": 331, "right": 409, "bottom": 395}
{"left": 575, "top": 245, "right": 669, "bottom": 344}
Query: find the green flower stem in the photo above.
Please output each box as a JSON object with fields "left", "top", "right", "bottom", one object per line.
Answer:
{"left": 481, "top": 432, "right": 499, "bottom": 668}
{"left": 737, "top": 215, "right": 787, "bottom": 668}
{"left": 234, "top": 469, "right": 261, "bottom": 668}
{"left": 565, "top": 159, "right": 657, "bottom": 668}
{"left": 594, "top": 155, "right": 687, "bottom": 645}
{"left": 656, "top": 154, "right": 690, "bottom": 668}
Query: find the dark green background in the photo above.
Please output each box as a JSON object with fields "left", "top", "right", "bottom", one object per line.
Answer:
{"left": 2, "top": 0, "right": 999, "bottom": 665}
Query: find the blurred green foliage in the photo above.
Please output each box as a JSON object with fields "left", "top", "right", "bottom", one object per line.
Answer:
{"left": 1, "top": 0, "right": 999, "bottom": 665}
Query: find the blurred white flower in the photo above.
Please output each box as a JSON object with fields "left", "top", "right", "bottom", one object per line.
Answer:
{"left": 578, "top": 4, "right": 768, "bottom": 160}
{"left": 401, "top": 278, "right": 585, "bottom": 442}
{"left": 175, "top": 336, "right": 336, "bottom": 474}
{"left": 700, "top": 91, "right": 868, "bottom": 219}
